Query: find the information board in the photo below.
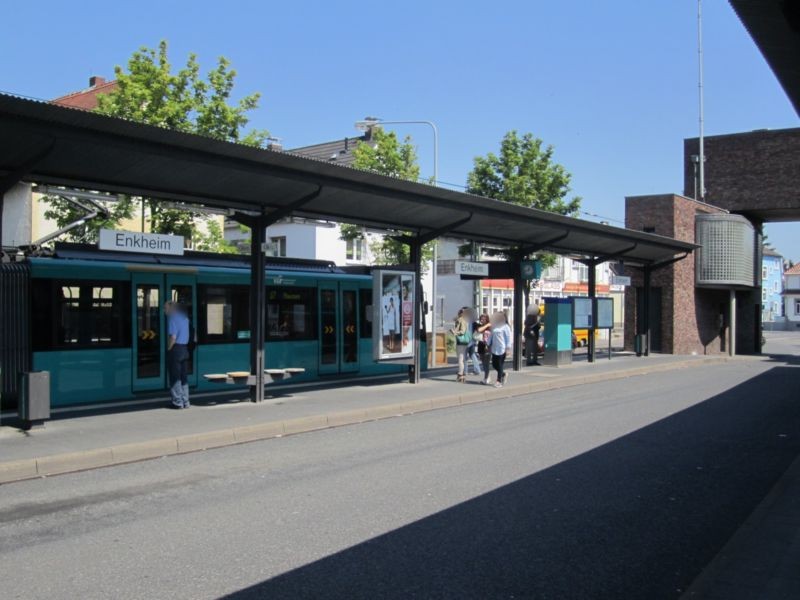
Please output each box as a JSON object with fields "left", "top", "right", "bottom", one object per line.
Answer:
{"left": 372, "top": 270, "right": 416, "bottom": 361}
{"left": 572, "top": 297, "right": 594, "bottom": 329}
{"left": 595, "top": 297, "right": 614, "bottom": 329}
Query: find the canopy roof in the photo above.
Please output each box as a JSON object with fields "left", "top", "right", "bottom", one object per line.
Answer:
{"left": 730, "top": 0, "right": 800, "bottom": 116}
{"left": 0, "top": 93, "right": 695, "bottom": 265}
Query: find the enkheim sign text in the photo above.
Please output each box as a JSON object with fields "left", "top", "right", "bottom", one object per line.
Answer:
{"left": 99, "top": 229, "right": 185, "bottom": 255}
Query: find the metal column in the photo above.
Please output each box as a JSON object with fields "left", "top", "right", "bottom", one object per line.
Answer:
{"left": 643, "top": 266, "right": 652, "bottom": 357}
{"left": 512, "top": 255, "right": 524, "bottom": 372}
{"left": 249, "top": 214, "right": 267, "bottom": 402}
{"left": 729, "top": 288, "right": 737, "bottom": 357}
{"left": 409, "top": 241, "right": 422, "bottom": 384}
{"left": 587, "top": 259, "right": 597, "bottom": 363}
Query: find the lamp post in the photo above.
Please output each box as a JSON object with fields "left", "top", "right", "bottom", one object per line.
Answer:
{"left": 354, "top": 117, "right": 440, "bottom": 367}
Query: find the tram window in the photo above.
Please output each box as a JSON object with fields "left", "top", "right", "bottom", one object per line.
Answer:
{"left": 359, "top": 288, "right": 373, "bottom": 339}
{"left": 198, "top": 285, "right": 249, "bottom": 344}
{"left": 31, "top": 279, "right": 130, "bottom": 351}
{"left": 267, "top": 287, "right": 317, "bottom": 341}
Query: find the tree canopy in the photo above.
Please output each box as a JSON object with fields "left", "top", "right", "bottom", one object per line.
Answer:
{"left": 467, "top": 130, "right": 580, "bottom": 216}
{"left": 42, "top": 40, "right": 266, "bottom": 249}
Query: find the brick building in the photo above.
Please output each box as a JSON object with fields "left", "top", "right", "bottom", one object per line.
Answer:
{"left": 624, "top": 194, "right": 732, "bottom": 355}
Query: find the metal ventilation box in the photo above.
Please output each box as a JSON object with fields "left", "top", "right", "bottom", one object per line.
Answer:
{"left": 695, "top": 214, "right": 756, "bottom": 288}
{"left": 19, "top": 371, "right": 50, "bottom": 429}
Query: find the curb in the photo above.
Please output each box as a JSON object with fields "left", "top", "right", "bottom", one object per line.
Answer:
{"left": 0, "top": 356, "right": 734, "bottom": 485}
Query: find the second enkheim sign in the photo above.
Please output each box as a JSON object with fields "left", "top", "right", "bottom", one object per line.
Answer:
{"left": 99, "top": 229, "right": 185, "bottom": 255}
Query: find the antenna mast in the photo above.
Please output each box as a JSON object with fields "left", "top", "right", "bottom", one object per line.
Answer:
{"left": 698, "top": 0, "right": 705, "bottom": 201}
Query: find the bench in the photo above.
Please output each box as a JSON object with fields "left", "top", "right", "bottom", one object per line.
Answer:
{"left": 203, "top": 368, "right": 306, "bottom": 386}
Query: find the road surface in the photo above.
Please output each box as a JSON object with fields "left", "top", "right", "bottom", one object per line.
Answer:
{"left": 1, "top": 337, "right": 798, "bottom": 599}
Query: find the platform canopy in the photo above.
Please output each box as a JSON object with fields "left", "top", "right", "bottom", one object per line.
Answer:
{"left": 730, "top": 0, "right": 800, "bottom": 116}
{"left": 0, "top": 93, "right": 695, "bottom": 266}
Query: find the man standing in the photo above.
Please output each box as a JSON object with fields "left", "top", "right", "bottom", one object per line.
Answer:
{"left": 165, "top": 301, "right": 191, "bottom": 408}
{"left": 524, "top": 304, "right": 542, "bottom": 366}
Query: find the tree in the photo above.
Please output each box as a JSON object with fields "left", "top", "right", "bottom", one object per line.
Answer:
{"left": 467, "top": 130, "right": 580, "bottom": 215}
{"left": 466, "top": 130, "right": 581, "bottom": 268}
{"left": 341, "top": 128, "right": 432, "bottom": 268}
{"left": 193, "top": 219, "right": 238, "bottom": 254}
{"left": 42, "top": 40, "right": 268, "bottom": 244}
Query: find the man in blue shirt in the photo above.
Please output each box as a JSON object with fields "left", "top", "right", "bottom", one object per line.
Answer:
{"left": 165, "top": 301, "right": 191, "bottom": 408}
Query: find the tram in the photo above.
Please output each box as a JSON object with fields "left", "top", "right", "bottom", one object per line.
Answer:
{"left": 0, "top": 244, "right": 425, "bottom": 409}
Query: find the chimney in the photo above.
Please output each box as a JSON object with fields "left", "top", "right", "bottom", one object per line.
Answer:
{"left": 89, "top": 76, "right": 106, "bottom": 88}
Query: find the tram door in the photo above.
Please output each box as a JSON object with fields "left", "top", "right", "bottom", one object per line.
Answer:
{"left": 132, "top": 273, "right": 165, "bottom": 391}
{"left": 132, "top": 273, "right": 198, "bottom": 392}
{"left": 318, "top": 282, "right": 360, "bottom": 375}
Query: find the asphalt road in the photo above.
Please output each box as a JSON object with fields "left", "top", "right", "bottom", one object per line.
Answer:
{"left": 1, "top": 338, "right": 798, "bottom": 599}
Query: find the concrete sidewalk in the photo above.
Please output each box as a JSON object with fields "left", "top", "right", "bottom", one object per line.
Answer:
{"left": 0, "top": 353, "right": 732, "bottom": 484}
{"left": 682, "top": 453, "right": 800, "bottom": 599}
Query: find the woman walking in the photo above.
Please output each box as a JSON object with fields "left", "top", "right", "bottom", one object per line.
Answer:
{"left": 476, "top": 313, "right": 492, "bottom": 385}
{"left": 451, "top": 308, "right": 471, "bottom": 382}
{"left": 488, "top": 312, "right": 512, "bottom": 388}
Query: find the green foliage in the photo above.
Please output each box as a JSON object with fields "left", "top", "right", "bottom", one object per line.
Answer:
{"left": 352, "top": 128, "right": 420, "bottom": 181}
{"left": 42, "top": 40, "right": 267, "bottom": 246}
{"left": 193, "top": 219, "right": 238, "bottom": 254}
{"left": 467, "top": 130, "right": 581, "bottom": 216}
{"left": 344, "top": 128, "right": 432, "bottom": 269}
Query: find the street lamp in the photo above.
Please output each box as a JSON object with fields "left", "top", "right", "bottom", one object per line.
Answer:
{"left": 354, "top": 116, "right": 441, "bottom": 367}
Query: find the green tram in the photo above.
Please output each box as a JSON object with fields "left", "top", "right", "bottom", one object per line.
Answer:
{"left": 0, "top": 244, "right": 424, "bottom": 410}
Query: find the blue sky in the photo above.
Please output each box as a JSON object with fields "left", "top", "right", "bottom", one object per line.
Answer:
{"left": 4, "top": 0, "right": 798, "bottom": 259}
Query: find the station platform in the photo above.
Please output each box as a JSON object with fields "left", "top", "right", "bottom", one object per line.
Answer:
{"left": 0, "top": 352, "right": 731, "bottom": 483}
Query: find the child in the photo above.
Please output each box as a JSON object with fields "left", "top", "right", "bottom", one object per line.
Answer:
{"left": 488, "top": 312, "right": 511, "bottom": 387}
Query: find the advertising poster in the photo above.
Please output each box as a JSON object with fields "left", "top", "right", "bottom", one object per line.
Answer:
{"left": 595, "top": 297, "right": 614, "bottom": 329}
{"left": 572, "top": 297, "right": 594, "bottom": 329}
{"left": 373, "top": 270, "right": 415, "bottom": 361}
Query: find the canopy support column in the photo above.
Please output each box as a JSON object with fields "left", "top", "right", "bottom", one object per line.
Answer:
{"left": 232, "top": 187, "right": 322, "bottom": 402}
{"left": 249, "top": 213, "right": 267, "bottom": 402}
{"left": 512, "top": 251, "right": 524, "bottom": 372}
{"left": 396, "top": 214, "right": 473, "bottom": 384}
{"left": 643, "top": 266, "right": 652, "bottom": 357}
{"left": 408, "top": 240, "right": 423, "bottom": 384}
{"left": 587, "top": 259, "right": 597, "bottom": 363}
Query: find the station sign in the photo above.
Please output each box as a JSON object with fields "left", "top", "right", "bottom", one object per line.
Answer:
{"left": 372, "top": 270, "right": 416, "bottom": 362}
{"left": 455, "top": 260, "right": 489, "bottom": 277}
{"left": 99, "top": 229, "right": 184, "bottom": 255}
{"left": 611, "top": 275, "right": 632, "bottom": 286}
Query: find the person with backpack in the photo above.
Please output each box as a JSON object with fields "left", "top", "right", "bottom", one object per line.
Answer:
{"left": 465, "top": 308, "right": 483, "bottom": 377}
{"left": 451, "top": 308, "right": 471, "bottom": 382}
{"left": 488, "top": 311, "right": 512, "bottom": 388}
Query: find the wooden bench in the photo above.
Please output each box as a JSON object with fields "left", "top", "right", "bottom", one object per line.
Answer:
{"left": 203, "top": 368, "right": 306, "bottom": 386}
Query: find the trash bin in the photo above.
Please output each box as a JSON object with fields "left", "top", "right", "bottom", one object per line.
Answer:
{"left": 19, "top": 371, "right": 50, "bottom": 429}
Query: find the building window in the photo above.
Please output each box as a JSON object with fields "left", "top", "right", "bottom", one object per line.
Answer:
{"left": 346, "top": 238, "right": 364, "bottom": 261}
{"left": 762, "top": 288, "right": 768, "bottom": 301}
{"left": 762, "top": 266, "right": 768, "bottom": 280}
{"left": 266, "top": 236, "right": 286, "bottom": 257}
{"left": 574, "top": 263, "right": 589, "bottom": 282}
{"left": 796, "top": 299, "right": 800, "bottom": 316}
{"left": 774, "top": 281, "right": 779, "bottom": 292}
{"left": 643, "top": 226, "right": 656, "bottom": 233}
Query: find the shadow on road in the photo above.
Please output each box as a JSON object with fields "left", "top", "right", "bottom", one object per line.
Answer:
{"left": 222, "top": 361, "right": 800, "bottom": 599}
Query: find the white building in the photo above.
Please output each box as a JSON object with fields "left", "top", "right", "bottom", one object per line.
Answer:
{"left": 784, "top": 264, "right": 800, "bottom": 328}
